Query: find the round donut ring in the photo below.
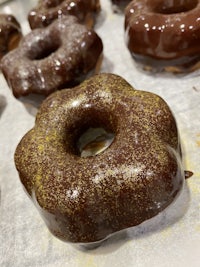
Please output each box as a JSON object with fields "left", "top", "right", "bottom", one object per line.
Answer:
{"left": 125, "top": 0, "right": 200, "bottom": 72}
{"left": 14, "top": 73, "right": 184, "bottom": 243}
{"left": 1, "top": 16, "right": 103, "bottom": 98}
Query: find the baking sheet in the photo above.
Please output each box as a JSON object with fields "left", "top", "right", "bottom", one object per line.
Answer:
{"left": 0, "top": 0, "right": 200, "bottom": 266}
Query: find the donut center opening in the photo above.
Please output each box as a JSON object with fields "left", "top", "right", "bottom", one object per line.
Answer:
{"left": 33, "top": 41, "right": 60, "bottom": 60}
{"left": 152, "top": 0, "right": 198, "bottom": 14}
{"left": 66, "top": 108, "right": 117, "bottom": 157}
{"left": 77, "top": 127, "right": 115, "bottom": 158}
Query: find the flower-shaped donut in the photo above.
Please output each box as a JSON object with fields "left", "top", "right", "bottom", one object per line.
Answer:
{"left": 1, "top": 16, "right": 103, "bottom": 98}
{"left": 14, "top": 73, "right": 184, "bottom": 243}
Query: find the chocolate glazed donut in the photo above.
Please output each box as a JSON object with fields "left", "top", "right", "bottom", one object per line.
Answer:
{"left": 125, "top": 0, "right": 200, "bottom": 72}
{"left": 1, "top": 16, "right": 103, "bottom": 98}
{"left": 28, "top": 0, "right": 100, "bottom": 29}
{"left": 14, "top": 73, "right": 184, "bottom": 244}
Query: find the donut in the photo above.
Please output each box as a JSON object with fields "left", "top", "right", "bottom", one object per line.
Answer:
{"left": 0, "top": 14, "right": 22, "bottom": 60}
{"left": 125, "top": 0, "right": 200, "bottom": 72}
{"left": 14, "top": 73, "right": 184, "bottom": 244}
{"left": 1, "top": 16, "right": 103, "bottom": 98}
{"left": 28, "top": 0, "right": 100, "bottom": 29}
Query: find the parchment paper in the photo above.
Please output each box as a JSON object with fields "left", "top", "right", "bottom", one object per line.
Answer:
{"left": 1, "top": 0, "right": 200, "bottom": 266}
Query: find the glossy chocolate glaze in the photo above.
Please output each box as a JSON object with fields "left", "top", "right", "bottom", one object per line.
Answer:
{"left": 0, "top": 14, "right": 22, "bottom": 60}
{"left": 14, "top": 73, "right": 184, "bottom": 243}
{"left": 28, "top": 0, "right": 100, "bottom": 29}
{"left": 125, "top": 0, "right": 200, "bottom": 72}
{"left": 1, "top": 16, "right": 103, "bottom": 98}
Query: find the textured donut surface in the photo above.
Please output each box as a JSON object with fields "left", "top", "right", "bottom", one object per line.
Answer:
{"left": 14, "top": 73, "right": 184, "bottom": 243}
{"left": 1, "top": 16, "right": 103, "bottom": 98}
{"left": 0, "top": 14, "right": 22, "bottom": 60}
{"left": 125, "top": 0, "right": 200, "bottom": 72}
{"left": 28, "top": 0, "right": 100, "bottom": 29}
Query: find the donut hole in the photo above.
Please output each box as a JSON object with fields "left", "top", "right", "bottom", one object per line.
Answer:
{"left": 66, "top": 109, "right": 116, "bottom": 157}
{"left": 77, "top": 127, "right": 115, "bottom": 158}
{"left": 34, "top": 42, "right": 60, "bottom": 60}
{"left": 151, "top": 0, "right": 198, "bottom": 14}
{"left": 27, "top": 37, "right": 61, "bottom": 60}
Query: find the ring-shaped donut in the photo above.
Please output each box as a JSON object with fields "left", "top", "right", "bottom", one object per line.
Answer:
{"left": 1, "top": 16, "right": 103, "bottom": 98}
{"left": 125, "top": 0, "right": 200, "bottom": 72}
{"left": 14, "top": 73, "right": 184, "bottom": 243}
